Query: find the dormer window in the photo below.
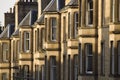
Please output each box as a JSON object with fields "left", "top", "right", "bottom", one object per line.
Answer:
{"left": 24, "top": 32, "right": 30, "bottom": 52}
{"left": 86, "top": 0, "right": 93, "bottom": 26}
{"left": 51, "top": 18, "right": 57, "bottom": 41}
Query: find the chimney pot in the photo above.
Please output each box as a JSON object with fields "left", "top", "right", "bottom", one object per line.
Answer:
{"left": 10, "top": 8, "right": 12, "bottom": 13}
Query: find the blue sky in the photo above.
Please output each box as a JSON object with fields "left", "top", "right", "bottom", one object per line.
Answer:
{"left": 0, "top": 0, "right": 16, "bottom": 26}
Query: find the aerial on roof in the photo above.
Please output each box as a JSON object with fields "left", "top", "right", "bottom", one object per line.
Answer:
{"left": 19, "top": 10, "right": 38, "bottom": 27}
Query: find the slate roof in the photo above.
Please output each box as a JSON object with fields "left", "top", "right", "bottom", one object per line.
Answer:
{"left": 67, "top": 0, "right": 78, "bottom": 6}
{"left": 19, "top": 10, "right": 38, "bottom": 27}
{"left": 12, "top": 29, "right": 19, "bottom": 36}
{"left": 36, "top": 14, "right": 44, "bottom": 24}
{"left": 43, "top": 0, "right": 65, "bottom": 12}
{"left": 0, "top": 24, "right": 15, "bottom": 38}
{"left": 44, "top": 0, "right": 57, "bottom": 12}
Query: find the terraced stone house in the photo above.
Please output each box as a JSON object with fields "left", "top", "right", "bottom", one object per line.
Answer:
{"left": 0, "top": 0, "right": 120, "bottom": 80}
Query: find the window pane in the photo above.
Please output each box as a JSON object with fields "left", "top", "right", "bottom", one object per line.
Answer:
{"left": 74, "top": 12, "right": 79, "bottom": 38}
{"left": 41, "top": 65, "right": 45, "bottom": 80}
{"left": 112, "top": 0, "right": 115, "bottom": 22}
{"left": 63, "top": 55, "right": 66, "bottom": 80}
{"left": 79, "top": 43, "right": 82, "bottom": 74}
{"left": 74, "top": 55, "right": 78, "bottom": 80}
{"left": 86, "top": 44, "right": 93, "bottom": 73}
{"left": 87, "top": 0, "right": 93, "bottom": 25}
{"left": 24, "top": 32, "right": 30, "bottom": 52}
{"left": 119, "top": 0, "right": 120, "bottom": 21}
{"left": 101, "top": 42, "right": 105, "bottom": 74}
{"left": 68, "top": 13, "right": 71, "bottom": 39}
{"left": 111, "top": 41, "right": 114, "bottom": 74}
{"left": 87, "top": 56, "right": 93, "bottom": 71}
{"left": 35, "top": 65, "right": 40, "bottom": 80}
{"left": 50, "top": 56, "right": 56, "bottom": 80}
{"left": 26, "top": 33, "right": 29, "bottom": 39}
{"left": 2, "top": 73, "right": 7, "bottom": 80}
{"left": 51, "top": 18, "right": 57, "bottom": 41}
{"left": 3, "top": 43, "right": 8, "bottom": 61}
{"left": 118, "top": 41, "right": 120, "bottom": 74}
{"left": 68, "top": 55, "right": 71, "bottom": 80}
{"left": 26, "top": 40, "right": 29, "bottom": 50}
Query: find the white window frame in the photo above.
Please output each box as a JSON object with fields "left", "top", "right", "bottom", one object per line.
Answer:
{"left": 85, "top": 43, "right": 93, "bottom": 74}
{"left": 74, "top": 12, "right": 79, "bottom": 38}
{"left": 24, "top": 32, "right": 30, "bottom": 52}
{"left": 86, "top": 0, "right": 93, "bottom": 26}
{"left": 51, "top": 18, "right": 57, "bottom": 41}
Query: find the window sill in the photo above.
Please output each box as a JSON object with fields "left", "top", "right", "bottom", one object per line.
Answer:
{"left": 80, "top": 26, "right": 96, "bottom": 29}
{"left": 23, "top": 50, "right": 31, "bottom": 53}
{"left": 110, "top": 22, "right": 120, "bottom": 25}
{"left": 1, "top": 61, "right": 9, "bottom": 63}
{"left": 47, "top": 41, "right": 58, "bottom": 44}
{"left": 100, "top": 73, "right": 105, "bottom": 76}
{"left": 109, "top": 74, "right": 120, "bottom": 78}
{"left": 79, "top": 73, "right": 94, "bottom": 76}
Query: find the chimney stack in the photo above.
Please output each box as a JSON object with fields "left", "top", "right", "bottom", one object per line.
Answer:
{"left": 10, "top": 8, "right": 12, "bottom": 13}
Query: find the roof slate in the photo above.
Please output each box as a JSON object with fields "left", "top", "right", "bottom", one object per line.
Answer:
{"left": 12, "top": 29, "right": 19, "bottom": 36}
{"left": 19, "top": 10, "right": 38, "bottom": 27}
{"left": 44, "top": 0, "right": 57, "bottom": 12}
{"left": 0, "top": 24, "right": 15, "bottom": 39}
{"left": 67, "top": 0, "right": 78, "bottom": 6}
{"left": 36, "top": 14, "right": 44, "bottom": 24}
